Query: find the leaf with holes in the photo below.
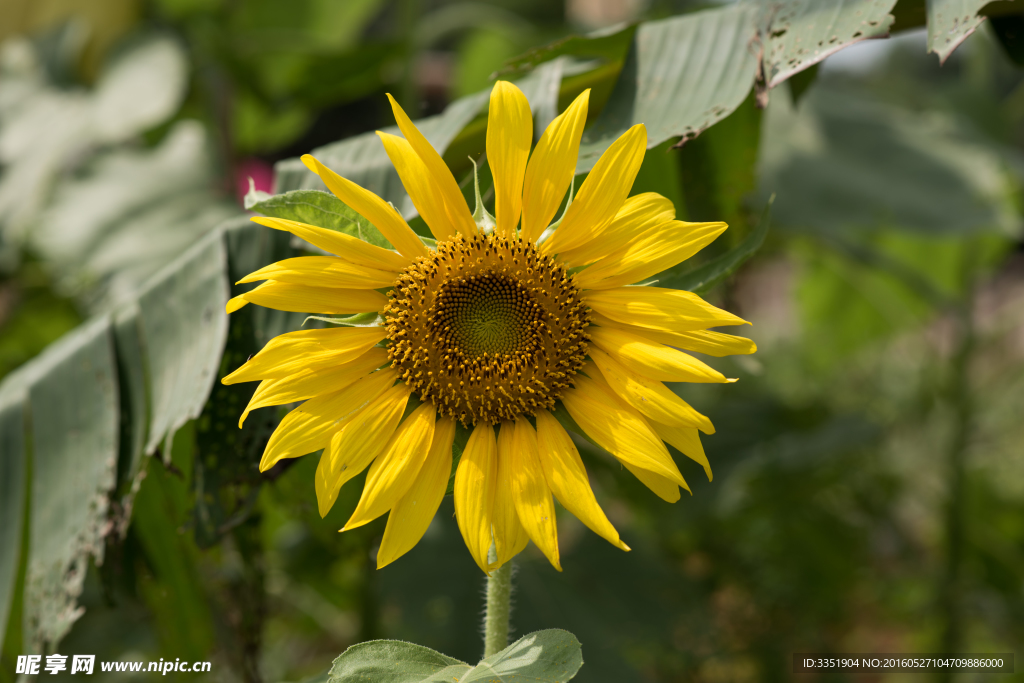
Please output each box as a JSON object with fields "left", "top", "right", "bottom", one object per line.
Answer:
{"left": 23, "top": 317, "right": 119, "bottom": 651}
{"left": 763, "top": 0, "right": 896, "bottom": 89}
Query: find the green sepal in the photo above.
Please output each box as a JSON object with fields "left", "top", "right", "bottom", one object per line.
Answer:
{"left": 301, "top": 312, "right": 381, "bottom": 328}
{"left": 470, "top": 156, "right": 496, "bottom": 233}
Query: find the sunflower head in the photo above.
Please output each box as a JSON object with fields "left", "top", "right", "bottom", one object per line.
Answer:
{"left": 223, "top": 80, "right": 755, "bottom": 574}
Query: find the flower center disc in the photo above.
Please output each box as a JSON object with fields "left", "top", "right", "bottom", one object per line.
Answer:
{"left": 384, "top": 233, "right": 590, "bottom": 425}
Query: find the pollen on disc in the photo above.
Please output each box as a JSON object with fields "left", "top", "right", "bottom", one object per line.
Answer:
{"left": 384, "top": 234, "right": 590, "bottom": 426}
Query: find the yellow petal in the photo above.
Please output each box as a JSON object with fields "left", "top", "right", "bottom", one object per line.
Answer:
{"left": 558, "top": 192, "right": 675, "bottom": 267}
{"left": 575, "top": 220, "right": 728, "bottom": 289}
{"left": 386, "top": 94, "right": 476, "bottom": 237}
{"left": 250, "top": 216, "right": 409, "bottom": 272}
{"left": 239, "top": 347, "right": 388, "bottom": 427}
{"left": 588, "top": 326, "right": 728, "bottom": 384}
{"left": 511, "top": 418, "right": 561, "bottom": 570}
{"left": 486, "top": 81, "right": 533, "bottom": 238}
{"left": 343, "top": 402, "right": 436, "bottom": 531}
{"left": 223, "top": 326, "right": 386, "bottom": 385}
{"left": 302, "top": 154, "right": 428, "bottom": 260}
{"left": 589, "top": 312, "right": 756, "bottom": 357}
{"left": 378, "top": 132, "right": 457, "bottom": 241}
{"left": 535, "top": 410, "right": 628, "bottom": 551}
{"left": 377, "top": 416, "right": 456, "bottom": 569}
{"left": 226, "top": 280, "right": 386, "bottom": 315}
{"left": 521, "top": 90, "right": 590, "bottom": 243}
{"left": 454, "top": 422, "right": 498, "bottom": 574}
{"left": 622, "top": 462, "right": 683, "bottom": 502}
{"left": 493, "top": 421, "right": 529, "bottom": 567}
{"left": 649, "top": 421, "right": 711, "bottom": 481}
{"left": 260, "top": 367, "right": 397, "bottom": 471}
{"left": 588, "top": 347, "right": 714, "bottom": 434}
{"left": 583, "top": 286, "right": 748, "bottom": 333}
{"left": 315, "top": 383, "right": 411, "bottom": 517}
{"left": 237, "top": 256, "right": 397, "bottom": 289}
{"left": 561, "top": 374, "right": 685, "bottom": 486}
{"left": 541, "top": 124, "right": 647, "bottom": 255}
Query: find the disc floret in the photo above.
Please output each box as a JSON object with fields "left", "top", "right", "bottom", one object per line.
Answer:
{"left": 384, "top": 233, "right": 590, "bottom": 425}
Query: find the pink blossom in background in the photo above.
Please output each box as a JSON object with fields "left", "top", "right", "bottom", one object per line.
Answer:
{"left": 235, "top": 158, "right": 274, "bottom": 205}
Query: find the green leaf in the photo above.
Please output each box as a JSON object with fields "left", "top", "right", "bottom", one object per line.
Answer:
{"left": 247, "top": 189, "right": 392, "bottom": 249}
{"left": 576, "top": 4, "right": 760, "bottom": 172}
{"left": 763, "top": 0, "right": 895, "bottom": 89}
{"left": 499, "top": 23, "right": 637, "bottom": 78}
{"left": 461, "top": 629, "right": 583, "bottom": 683}
{"left": 137, "top": 230, "right": 230, "bottom": 458}
{"left": 927, "top": 0, "right": 987, "bottom": 63}
{"left": 327, "top": 640, "right": 470, "bottom": 683}
{"left": 663, "top": 197, "right": 772, "bottom": 294}
{"left": 0, "top": 386, "right": 27, "bottom": 649}
{"left": 23, "top": 316, "right": 119, "bottom": 651}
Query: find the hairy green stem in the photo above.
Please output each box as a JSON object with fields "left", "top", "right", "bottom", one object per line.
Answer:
{"left": 483, "top": 555, "right": 513, "bottom": 658}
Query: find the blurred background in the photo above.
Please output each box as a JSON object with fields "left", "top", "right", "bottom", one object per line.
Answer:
{"left": 1, "top": 0, "right": 1023, "bottom": 681}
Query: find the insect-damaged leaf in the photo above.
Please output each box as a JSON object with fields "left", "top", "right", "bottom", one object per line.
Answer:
{"left": 22, "top": 317, "right": 119, "bottom": 651}
{"left": 763, "top": 0, "right": 896, "bottom": 89}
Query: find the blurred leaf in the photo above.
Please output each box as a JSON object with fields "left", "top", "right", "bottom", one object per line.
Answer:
{"left": 763, "top": 0, "right": 895, "bottom": 89}
{"left": 291, "top": 42, "right": 400, "bottom": 108}
{"left": 0, "top": 270, "right": 82, "bottom": 381}
{"left": 499, "top": 23, "right": 636, "bottom": 78}
{"left": 234, "top": 93, "right": 311, "bottom": 155}
{"left": 457, "top": 26, "right": 530, "bottom": 98}
{"left": 989, "top": 13, "right": 1024, "bottom": 66}
{"left": 274, "top": 90, "right": 489, "bottom": 215}
{"left": 274, "top": 64, "right": 563, "bottom": 218}
{"left": 229, "top": 0, "right": 385, "bottom": 52}
{"left": 464, "top": 630, "right": 583, "bottom": 683}
{"left": 22, "top": 317, "right": 119, "bottom": 651}
{"left": 663, "top": 197, "right": 771, "bottom": 294}
{"left": 759, "top": 84, "right": 1022, "bottom": 237}
{"left": 92, "top": 35, "right": 188, "bottom": 143}
{"left": 927, "top": 0, "right": 989, "bottom": 63}
{"left": 327, "top": 640, "right": 469, "bottom": 683}
{"left": 0, "top": 386, "right": 26, "bottom": 649}
{"left": 31, "top": 121, "right": 236, "bottom": 309}
{"left": 576, "top": 4, "right": 760, "bottom": 172}
{"left": 787, "top": 62, "right": 819, "bottom": 104}
{"left": 137, "top": 230, "right": 229, "bottom": 458}
{"left": 248, "top": 189, "right": 391, "bottom": 249}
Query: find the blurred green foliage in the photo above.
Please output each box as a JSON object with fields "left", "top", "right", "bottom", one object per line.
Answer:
{"left": 1, "top": 2, "right": 1024, "bottom": 683}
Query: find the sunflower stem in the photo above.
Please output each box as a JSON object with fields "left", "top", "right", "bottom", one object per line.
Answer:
{"left": 483, "top": 549, "right": 513, "bottom": 659}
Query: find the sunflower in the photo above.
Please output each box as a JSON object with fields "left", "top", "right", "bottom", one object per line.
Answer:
{"left": 223, "top": 81, "right": 755, "bottom": 573}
